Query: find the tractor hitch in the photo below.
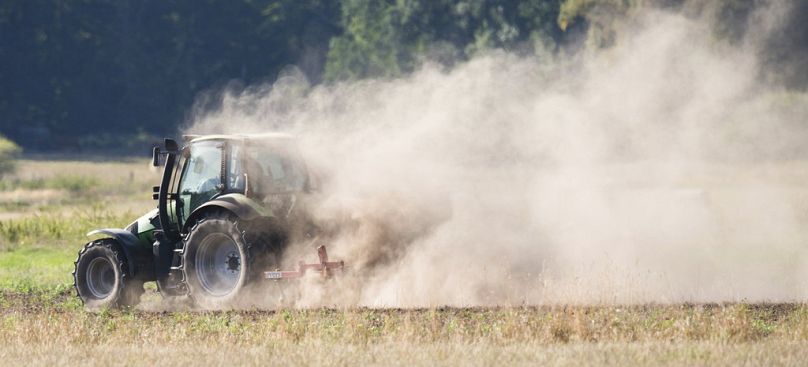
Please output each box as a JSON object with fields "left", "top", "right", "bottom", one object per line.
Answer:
{"left": 264, "top": 245, "right": 344, "bottom": 280}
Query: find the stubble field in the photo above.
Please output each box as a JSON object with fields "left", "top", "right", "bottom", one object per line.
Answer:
{"left": 1, "top": 157, "right": 807, "bottom": 366}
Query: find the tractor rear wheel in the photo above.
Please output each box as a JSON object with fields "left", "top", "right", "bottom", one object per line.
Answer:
{"left": 182, "top": 212, "right": 254, "bottom": 309}
{"left": 73, "top": 239, "right": 144, "bottom": 311}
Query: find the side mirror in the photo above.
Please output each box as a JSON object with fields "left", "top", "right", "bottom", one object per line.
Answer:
{"left": 165, "top": 138, "right": 178, "bottom": 152}
{"left": 152, "top": 146, "right": 161, "bottom": 167}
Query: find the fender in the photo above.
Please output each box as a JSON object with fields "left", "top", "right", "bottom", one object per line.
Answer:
{"left": 87, "top": 228, "right": 151, "bottom": 278}
{"left": 183, "top": 193, "right": 272, "bottom": 231}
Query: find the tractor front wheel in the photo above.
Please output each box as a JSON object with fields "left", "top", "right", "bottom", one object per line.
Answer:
{"left": 73, "top": 239, "right": 144, "bottom": 311}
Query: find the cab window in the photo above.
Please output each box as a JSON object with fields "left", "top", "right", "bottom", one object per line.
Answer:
{"left": 227, "top": 144, "right": 246, "bottom": 193}
{"left": 245, "top": 145, "right": 306, "bottom": 195}
{"left": 178, "top": 141, "right": 223, "bottom": 219}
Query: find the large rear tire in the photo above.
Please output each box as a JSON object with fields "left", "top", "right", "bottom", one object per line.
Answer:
{"left": 182, "top": 213, "right": 254, "bottom": 309}
{"left": 73, "top": 239, "right": 144, "bottom": 311}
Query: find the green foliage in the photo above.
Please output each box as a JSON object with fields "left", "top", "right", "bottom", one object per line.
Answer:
{"left": 0, "top": 247, "right": 76, "bottom": 289}
{"left": 0, "top": 159, "right": 157, "bottom": 292}
{"left": 0, "top": 206, "right": 133, "bottom": 290}
{"left": 0, "top": 207, "right": 133, "bottom": 288}
{"left": 0, "top": 0, "right": 805, "bottom": 152}
{"left": 325, "top": 0, "right": 403, "bottom": 80}
{"left": 556, "top": 0, "right": 788, "bottom": 52}
{"left": 0, "top": 207, "right": 133, "bottom": 250}
{"left": 0, "top": 135, "right": 21, "bottom": 177}
{"left": 558, "top": 0, "right": 648, "bottom": 48}
{"left": 325, "top": 0, "right": 564, "bottom": 81}
{"left": 0, "top": 0, "right": 340, "bottom": 151}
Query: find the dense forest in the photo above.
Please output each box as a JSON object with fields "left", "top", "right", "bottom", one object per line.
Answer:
{"left": 0, "top": 0, "right": 806, "bottom": 153}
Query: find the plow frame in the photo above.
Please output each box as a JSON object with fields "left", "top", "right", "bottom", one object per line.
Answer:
{"left": 264, "top": 245, "right": 344, "bottom": 280}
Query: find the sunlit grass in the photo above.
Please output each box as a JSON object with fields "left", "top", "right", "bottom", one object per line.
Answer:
{"left": 0, "top": 174, "right": 99, "bottom": 192}
{"left": 0, "top": 157, "right": 156, "bottom": 293}
{"left": 0, "top": 247, "right": 76, "bottom": 289}
{"left": 0, "top": 302, "right": 807, "bottom": 365}
{"left": 0, "top": 207, "right": 137, "bottom": 291}
{"left": 1, "top": 157, "right": 808, "bottom": 366}
{"left": 0, "top": 206, "right": 134, "bottom": 249}
{"left": 0, "top": 158, "right": 158, "bottom": 213}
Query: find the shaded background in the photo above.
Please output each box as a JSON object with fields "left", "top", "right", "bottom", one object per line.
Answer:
{"left": 0, "top": 0, "right": 806, "bottom": 154}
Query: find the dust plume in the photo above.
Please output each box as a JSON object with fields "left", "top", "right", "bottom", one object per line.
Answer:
{"left": 186, "top": 4, "right": 808, "bottom": 306}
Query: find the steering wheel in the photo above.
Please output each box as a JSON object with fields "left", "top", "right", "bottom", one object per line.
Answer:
{"left": 196, "top": 177, "right": 220, "bottom": 193}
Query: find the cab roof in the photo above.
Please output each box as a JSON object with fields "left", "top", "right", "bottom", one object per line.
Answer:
{"left": 186, "top": 132, "right": 296, "bottom": 144}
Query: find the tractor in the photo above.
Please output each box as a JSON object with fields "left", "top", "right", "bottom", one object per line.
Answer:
{"left": 73, "top": 133, "right": 342, "bottom": 310}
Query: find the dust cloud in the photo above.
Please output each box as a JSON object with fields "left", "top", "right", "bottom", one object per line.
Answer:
{"left": 186, "top": 4, "right": 808, "bottom": 306}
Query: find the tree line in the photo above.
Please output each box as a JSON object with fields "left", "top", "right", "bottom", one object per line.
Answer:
{"left": 0, "top": 0, "right": 805, "bottom": 153}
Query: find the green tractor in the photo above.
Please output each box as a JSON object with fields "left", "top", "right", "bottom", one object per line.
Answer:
{"left": 73, "top": 133, "right": 341, "bottom": 310}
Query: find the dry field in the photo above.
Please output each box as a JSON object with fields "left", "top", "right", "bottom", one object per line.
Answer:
{"left": 2, "top": 291, "right": 808, "bottom": 366}
{"left": 1, "top": 157, "right": 808, "bottom": 366}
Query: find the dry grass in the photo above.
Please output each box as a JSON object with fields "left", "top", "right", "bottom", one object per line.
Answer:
{"left": 2, "top": 158, "right": 808, "bottom": 365}
{"left": 4, "top": 341, "right": 808, "bottom": 366}
{"left": 1, "top": 294, "right": 808, "bottom": 366}
{"left": 0, "top": 158, "right": 156, "bottom": 289}
{"left": 0, "top": 157, "right": 158, "bottom": 216}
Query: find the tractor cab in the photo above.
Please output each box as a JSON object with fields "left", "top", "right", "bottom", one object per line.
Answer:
{"left": 153, "top": 133, "right": 310, "bottom": 237}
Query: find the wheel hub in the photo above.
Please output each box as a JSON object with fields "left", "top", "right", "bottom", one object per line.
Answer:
{"left": 225, "top": 252, "right": 240, "bottom": 273}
